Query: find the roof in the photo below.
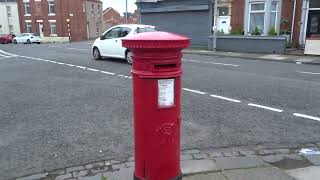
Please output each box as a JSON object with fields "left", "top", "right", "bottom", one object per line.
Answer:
{"left": 112, "top": 24, "right": 156, "bottom": 29}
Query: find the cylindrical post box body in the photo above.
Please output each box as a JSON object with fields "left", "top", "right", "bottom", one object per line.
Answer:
{"left": 122, "top": 32, "right": 190, "bottom": 180}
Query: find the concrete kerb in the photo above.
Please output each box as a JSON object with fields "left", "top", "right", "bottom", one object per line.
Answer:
{"left": 183, "top": 50, "right": 320, "bottom": 65}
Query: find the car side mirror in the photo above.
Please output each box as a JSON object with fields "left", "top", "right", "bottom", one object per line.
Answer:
{"left": 100, "top": 35, "right": 105, "bottom": 40}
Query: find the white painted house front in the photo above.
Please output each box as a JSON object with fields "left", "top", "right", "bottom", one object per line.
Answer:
{"left": 0, "top": 0, "right": 21, "bottom": 35}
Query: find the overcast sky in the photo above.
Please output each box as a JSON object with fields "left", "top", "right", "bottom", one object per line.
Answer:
{"left": 102, "top": 0, "right": 137, "bottom": 14}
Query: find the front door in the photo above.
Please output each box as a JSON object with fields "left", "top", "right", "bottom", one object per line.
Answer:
{"left": 38, "top": 22, "right": 43, "bottom": 37}
{"left": 217, "top": 7, "right": 231, "bottom": 34}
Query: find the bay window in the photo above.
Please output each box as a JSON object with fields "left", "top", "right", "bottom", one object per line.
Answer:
{"left": 246, "top": 0, "right": 281, "bottom": 35}
{"left": 248, "top": 2, "right": 265, "bottom": 34}
{"left": 269, "top": 2, "right": 278, "bottom": 30}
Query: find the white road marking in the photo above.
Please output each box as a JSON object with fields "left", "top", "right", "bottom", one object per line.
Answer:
{"left": 0, "top": 54, "right": 11, "bottom": 58}
{"left": 183, "top": 59, "right": 239, "bottom": 67}
{"left": 182, "top": 88, "right": 206, "bottom": 95}
{"left": 75, "top": 65, "right": 86, "bottom": 69}
{"left": 0, "top": 50, "right": 18, "bottom": 57}
{"left": 210, "top": 94, "right": 241, "bottom": 103}
{"left": 293, "top": 113, "right": 320, "bottom": 121}
{"left": 67, "top": 48, "right": 88, "bottom": 51}
{"left": 65, "top": 64, "right": 75, "bottom": 67}
{"left": 117, "top": 74, "right": 132, "bottom": 79}
{"left": 100, "top": 71, "right": 115, "bottom": 75}
{"left": 248, "top": 103, "right": 283, "bottom": 112}
{"left": 0, "top": 50, "right": 119, "bottom": 77}
{"left": 297, "top": 71, "right": 320, "bottom": 75}
{"left": 87, "top": 68, "right": 99, "bottom": 72}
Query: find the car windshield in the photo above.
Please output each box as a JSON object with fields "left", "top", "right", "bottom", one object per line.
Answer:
{"left": 136, "top": 27, "right": 158, "bottom": 33}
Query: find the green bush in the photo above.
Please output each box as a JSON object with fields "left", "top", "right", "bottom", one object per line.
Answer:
{"left": 251, "top": 27, "right": 261, "bottom": 35}
{"left": 217, "top": 29, "right": 225, "bottom": 35}
{"left": 268, "top": 27, "right": 278, "bottom": 36}
{"left": 230, "top": 27, "right": 244, "bottom": 35}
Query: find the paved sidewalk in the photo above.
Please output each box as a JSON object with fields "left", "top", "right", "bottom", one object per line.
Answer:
{"left": 15, "top": 143, "right": 320, "bottom": 180}
{"left": 183, "top": 49, "right": 320, "bottom": 65}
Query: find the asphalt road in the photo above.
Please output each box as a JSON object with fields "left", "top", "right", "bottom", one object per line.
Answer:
{"left": 0, "top": 42, "right": 319, "bottom": 179}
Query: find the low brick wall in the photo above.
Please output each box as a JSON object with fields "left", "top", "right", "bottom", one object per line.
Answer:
{"left": 41, "top": 37, "right": 70, "bottom": 43}
{"left": 209, "top": 35, "right": 287, "bottom": 54}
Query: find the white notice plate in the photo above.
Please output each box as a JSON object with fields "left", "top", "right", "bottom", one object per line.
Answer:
{"left": 158, "top": 79, "right": 175, "bottom": 107}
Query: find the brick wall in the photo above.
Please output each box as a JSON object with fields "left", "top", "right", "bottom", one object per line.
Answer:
{"left": 17, "top": 0, "right": 102, "bottom": 41}
{"left": 230, "top": 0, "right": 302, "bottom": 44}
{"left": 230, "top": 0, "right": 245, "bottom": 30}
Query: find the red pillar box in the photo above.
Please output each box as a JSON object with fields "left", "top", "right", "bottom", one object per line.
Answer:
{"left": 122, "top": 32, "right": 190, "bottom": 180}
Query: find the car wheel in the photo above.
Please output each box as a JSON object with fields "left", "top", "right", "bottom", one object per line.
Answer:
{"left": 93, "top": 48, "right": 102, "bottom": 60}
{"left": 27, "top": 39, "right": 31, "bottom": 44}
{"left": 13, "top": 40, "right": 17, "bottom": 44}
{"left": 126, "top": 51, "right": 133, "bottom": 65}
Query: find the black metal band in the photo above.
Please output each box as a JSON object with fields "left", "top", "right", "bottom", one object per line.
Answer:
{"left": 134, "top": 173, "right": 182, "bottom": 180}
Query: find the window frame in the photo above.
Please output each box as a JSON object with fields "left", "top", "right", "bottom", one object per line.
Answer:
{"left": 24, "top": 2, "right": 30, "bottom": 15}
{"left": 48, "top": 0, "right": 55, "bottom": 15}
{"left": 248, "top": 2, "right": 266, "bottom": 34}
{"left": 103, "top": 27, "right": 121, "bottom": 39}
{"left": 9, "top": 25, "right": 13, "bottom": 34}
{"left": 26, "top": 22, "right": 32, "bottom": 33}
{"left": 270, "top": 1, "right": 279, "bottom": 31}
{"left": 91, "top": 4, "right": 94, "bottom": 16}
{"left": 7, "top": 6, "right": 12, "bottom": 18}
{"left": 50, "top": 22, "right": 57, "bottom": 35}
{"left": 97, "top": 4, "right": 100, "bottom": 17}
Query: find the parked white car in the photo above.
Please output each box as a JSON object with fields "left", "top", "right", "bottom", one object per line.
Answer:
{"left": 13, "top": 33, "right": 41, "bottom": 44}
{"left": 92, "top": 24, "right": 157, "bottom": 64}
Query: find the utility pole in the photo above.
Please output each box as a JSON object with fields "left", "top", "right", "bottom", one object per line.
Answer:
{"left": 125, "top": 0, "right": 128, "bottom": 24}
{"left": 213, "top": 0, "right": 218, "bottom": 50}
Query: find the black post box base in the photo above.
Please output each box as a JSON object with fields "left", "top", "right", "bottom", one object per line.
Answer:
{"left": 134, "top": 173, "right": 182, "bottom": 180}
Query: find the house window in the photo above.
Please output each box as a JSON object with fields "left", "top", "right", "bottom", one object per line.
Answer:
{"left": 24, "top": 2, "right": 30, "bottom": 15}
{"left": 50, "top": 22, "right": 57, "bottom": 34}
{"left": 96, "top": 22, "right": 99, "bottom": 34}
{"left": 97, "top": 4, "right": 100, "bottom": 17}
{"left": 48, "top": 1, "right": 55, "bottom": 14}
{"left": 91, "top": 4, "right": 94, "bottom": 16}
{"left": 269, "top": 2, "right": 278, "bottom": 30}
{"left": 248, "top": 2, "right": 265, "bottom": 34}
{"left": 7, "top": 6, "right": 12, "bottom": 17}
{"left": 26, "top": 22, "right": 32, "bottom": 33}
{"left": 9, "top": 25, "right": 13, "bottom": 34}
{"left": 218, "top": 7, "right": 229, "bottom": 16}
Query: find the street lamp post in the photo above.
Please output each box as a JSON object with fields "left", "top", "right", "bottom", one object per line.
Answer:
{"left": 66, "top": 18, "right": 71, "bottom": 43}
{"left": 125, "top": 0, "right": 128, "bottom": 24}
{"left": 213, "top": 0, "right": 218, "bottom": 50}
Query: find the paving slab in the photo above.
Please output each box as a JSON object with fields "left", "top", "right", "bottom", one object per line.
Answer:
{"left": 286, "top": 166, "right": 320, "bottom": 180}
{"left": 302, "top": 155, "right": 320, "bottom": 166}
{"left": 214, "top": 156, "right": 266, "bottom": 170}
{"left": 260, "top": 155, "right": 285, "bottom": 163}
{"left": 184, "top": 172, "right": 227, "bottom": 180}
{"left": 223, "top": 167, "right": 296, "bottom": 180}
{"left": 181, "top": 159, "right": 221, "bottom": 175}
{"left": 80, "top": 168, "right": 133, "bottom": 180}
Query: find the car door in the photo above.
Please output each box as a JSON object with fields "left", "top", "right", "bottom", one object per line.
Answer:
{"left": 99, "top": 27, "right": 121, "bottom": 57}
{"left": 16, "top": 34, "right": 25, "bottom": 43}
{"left": 113, "top": 27, "right": 132, "bottom": 58}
